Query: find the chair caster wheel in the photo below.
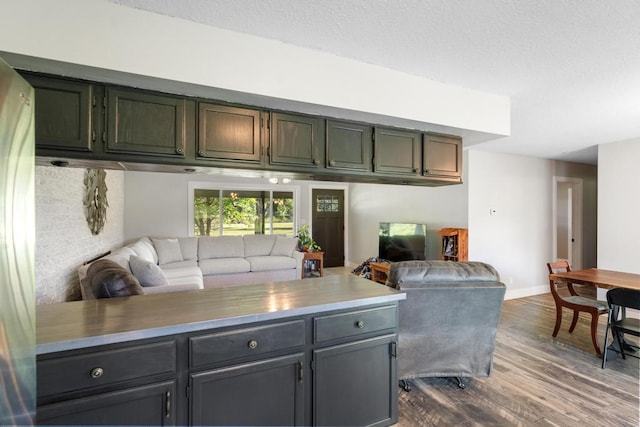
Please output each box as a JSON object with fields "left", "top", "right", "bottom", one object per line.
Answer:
{"left": 399, "top": 379, "right": 411, "bottom": 392}
{"left": 455, "top": 377, "right": 466, "bottom": 389}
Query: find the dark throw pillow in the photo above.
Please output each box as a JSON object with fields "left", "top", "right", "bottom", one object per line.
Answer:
{"left": 87, "top": 259, "right": 144, "bottom": 299}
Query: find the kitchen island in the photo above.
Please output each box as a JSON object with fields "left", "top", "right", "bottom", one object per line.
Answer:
{"left": 37, "top": 275, "right": 405, "bottom": 426}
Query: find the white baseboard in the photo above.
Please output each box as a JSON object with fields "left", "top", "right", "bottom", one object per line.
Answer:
{"left": 504, "top": 285, "right": 549, "bottom": 300}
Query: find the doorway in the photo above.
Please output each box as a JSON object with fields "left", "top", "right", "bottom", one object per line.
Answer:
{"left": 552, "top": 177, "right": 583, "bottom": 269}
{"left": 311, "top": 188, "right": 345, "bottom": 267}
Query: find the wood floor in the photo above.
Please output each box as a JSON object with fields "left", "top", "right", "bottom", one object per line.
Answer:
{"left": 395, "top": 292, "right": 640, "bottom": 426}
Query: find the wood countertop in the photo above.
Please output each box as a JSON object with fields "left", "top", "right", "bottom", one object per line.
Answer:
{"left": 36, "top": 275, "right": 405, "bottom": 355}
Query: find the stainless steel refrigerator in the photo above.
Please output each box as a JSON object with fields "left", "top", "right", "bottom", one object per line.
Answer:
{"left": 0, "top": 57, "right": 36, "bottom": 425}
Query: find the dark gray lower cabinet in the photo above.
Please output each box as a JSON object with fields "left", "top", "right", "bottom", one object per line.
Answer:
{"left": 37, "top": 380, "right": 176, "bottom": 426}
{"left": 190, "top": 353, "right": 305, "bottom": 426}
{"left": 313, "top": 335, "right": 397, "bottom": 427}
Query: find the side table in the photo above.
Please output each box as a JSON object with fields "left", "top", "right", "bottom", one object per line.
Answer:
{"left": 369, "top": 262, "right": 391, "bottom": 284}
{"left": 302, "top": 251, "right": 324, "bottom": 278}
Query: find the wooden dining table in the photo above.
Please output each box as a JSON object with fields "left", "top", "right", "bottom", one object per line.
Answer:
{"left": 549, "top": 268, "right": 640, "bottom": 291}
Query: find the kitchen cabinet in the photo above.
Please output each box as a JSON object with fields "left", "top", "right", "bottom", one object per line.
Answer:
{"left": 106, "top": 87, "right": 190, "bottom": 158}
{"left": 269, "top": 112, "right": 324, "bottom": 168}
{"left": 36, "top": 340, "right": 177, "bottom": 425}
{"left": 326, "top": 119, "right": 372, "bottom": 172}
{"left": 36, "top": 277, "right": 403, "bottom": 426}
{"left": 197, "top": 102, "right": 262, "bottom": 165}
{"left": 23, "top": 73, "right": 98, "bottom": 153}
{"left": 373, "top": 127, "right": 422, "bottom": 176}
{"left": 424, "top": 133, "right": 462, "bottom": 180}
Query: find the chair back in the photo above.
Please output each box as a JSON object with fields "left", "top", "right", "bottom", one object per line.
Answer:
{"left": 546, "top": 261, "right": 572, "bottom": 300}
{"left": 606, "top": 288, "right": 640, "bottom": 311}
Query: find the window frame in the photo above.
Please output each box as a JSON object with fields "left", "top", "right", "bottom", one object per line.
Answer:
{"left": 188, "top": 181, "right": 299, "bottom": 237}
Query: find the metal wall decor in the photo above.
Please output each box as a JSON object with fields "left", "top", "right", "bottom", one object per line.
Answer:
{"left": 83, "top": 168, "right": 108, "bottom": 235}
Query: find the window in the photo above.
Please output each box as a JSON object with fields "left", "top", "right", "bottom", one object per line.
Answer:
{"left": 192, "top": 185, "right": 295, "bottom": 236}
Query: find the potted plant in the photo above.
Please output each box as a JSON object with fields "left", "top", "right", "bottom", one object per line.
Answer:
{"left": 296, "top": 224, "right": 321, "bottom": 252}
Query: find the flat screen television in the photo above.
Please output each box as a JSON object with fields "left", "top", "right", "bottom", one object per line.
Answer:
{"left": 378, "top": 222, "right": 427, "bottom": 262}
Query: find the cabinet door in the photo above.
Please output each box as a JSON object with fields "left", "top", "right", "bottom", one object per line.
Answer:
{"left": 197, "top": 103, "right": 261, "bottom": 163}
{"left": 24, "top": 74, "right": 95, "bottom": 152}
{"left": 326, "top": 120, "right": 372, "bottom": 171}
{"left": 190, "top": 353, "right": 304, "bottom": 426}
{"left": 313, "top": 334, "right": 397, "bottom": 427}
{"left": 37, "top": 380, "right": 176, "bottom": 426}
{"left": 373, "top": 127, "right": 421, "bottom": 176}
{"left": 424, "top": 133, "right": 462, "bottom": 179}
{"left": 269, "top": 112, "right": 324, "bottom": 168}
{"left": 106, "top": 88, "right": 187, "bottom": 157}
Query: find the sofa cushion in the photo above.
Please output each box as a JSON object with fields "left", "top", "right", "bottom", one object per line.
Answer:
{"left": 199, "top": 258, "right": 251, "bottom": 275}
{"left": 129, "top": 238, "right": 158, "bottom": 264}
{"left": 129, "top": 255, "right": 169, "bottom": 287}
{"left": 179, "top": 237, "right": 198, "bottom": 261}
{"left": 247, "top": 256, "right": 297, "bottom": 272}
{"left": 161, "top": 264, "right": 203, "bottom": 280}
{"left": 87, "top": 259, "right": 143, "bottom": 299}
{"left": 160, "top": 259, "right": 199, "bottom": 270}
{"left": 243, "top": 234, "right": 277, "bottom": 257}
{"left": 199, "top": 236, "right": 244, "bottom": 259}
{"left": 153, "top": 238, "right": 184, "bottom": 265}
{"left": 270, "top": 237, "right": 298, "bottom": 257}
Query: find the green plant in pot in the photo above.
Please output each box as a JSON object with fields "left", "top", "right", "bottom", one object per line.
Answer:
{"left": 296, "top": 224, "right": 321, "bottom": 252}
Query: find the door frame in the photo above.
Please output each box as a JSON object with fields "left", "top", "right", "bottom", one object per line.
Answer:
{"left": 552, "top": 176, "right": 583, "bottom": 269}
{"left": 308, "top": 183, "right": 349, "bottom": 266}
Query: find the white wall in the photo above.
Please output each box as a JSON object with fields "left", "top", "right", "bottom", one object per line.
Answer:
{"left": 0, "top": 0, "right": 509, "bottom": 139}
{"left": 348, "top": 152, "right": 469, "bottom": 264}
{"left": 598, "top": 138, "right": 640, "bottom": 273}
{"left": 35, "top": 166, "right": 124, "bottom": 304}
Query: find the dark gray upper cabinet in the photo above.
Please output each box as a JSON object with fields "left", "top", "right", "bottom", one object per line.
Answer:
{"left": 197, "top": 103, "right": 262, "bottom": 164}
{"left": 106, "top": 88, "right": 188, "bottom": 157}
{"left": 423, "top": 133, "right": 462, "bottom": 180}
{"left": 269, "top": 112, "right": 324, "bottom": 168}
{"left": 373, "top": 128, "right": 422, "bottom": 176}
{"left": 24, "top": 74, "right": 96, "bottom": 152}
{"left": 326, "top": 120, "right": 372, "bottom": 172}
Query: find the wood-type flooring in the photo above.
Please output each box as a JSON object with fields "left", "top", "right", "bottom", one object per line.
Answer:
{"left": 395, "top": 292, "right": 639, "bottom": 426}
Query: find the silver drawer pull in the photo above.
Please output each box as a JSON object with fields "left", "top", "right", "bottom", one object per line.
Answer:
{"left": 90, "top": 367, "right": 104, "bottom": 379}
{"left": 356, "top": 321, "right": 365, "bottom": 329}
{"left": 248, "top": 339, "right": 259, "bottom": 349}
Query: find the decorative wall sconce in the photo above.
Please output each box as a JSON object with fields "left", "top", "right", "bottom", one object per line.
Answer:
{"left": 83, "top": 168, "right": 108, "bottom": 235}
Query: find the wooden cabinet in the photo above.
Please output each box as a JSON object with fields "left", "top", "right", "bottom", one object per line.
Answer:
{"left": 302, "top": 251, "right": 324, "bottom": 279}
{"left": 373, "top": 127, "right": 422, "bottom": 176}
{"left": 312, "top": 305, "right": 398, "bottom": 426}
{"left": 106, "top": 87, "right": 190, "bottom": 158}
{"left": 36, "top": 340, "right": 177, "bottom": 425}
{"left": 269, "top": 112, "right": 324, "bottom": 168}
{"left": 190, "top": 354, "right": 305, "bottom": 426}
{"left": 438, "top": 227, "right": 468, "bottom": 261}
{"left": 424, "top": 133, "right": 462, "bottom": 180}
{"left": 38, "top": 381, "right": 176, "bottom": 426}
{"left": 326, "top": 120, "right": 372, "bottom": 172}
{"left": 23, "top": 73, "right": 97, "bottom": 153}
{"left": 197, "top": 103, "right": 262, "bottom": 164}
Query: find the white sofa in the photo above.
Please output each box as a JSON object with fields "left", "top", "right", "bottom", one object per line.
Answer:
{"left": 79, "top": 235, "right": 303, "bottom": 299}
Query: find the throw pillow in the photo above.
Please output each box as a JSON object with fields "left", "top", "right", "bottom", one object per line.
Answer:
{"left": 87, "top": 259, "right": 143, "bottom": 299}
{"left": 129, "top": 255, "right": 169, "bottom": 287}
{"left": 270, "top": 237, "right": 298, "bottom": 257}
{"left": 153, "top": 238, "right": 184, "bottom": 265}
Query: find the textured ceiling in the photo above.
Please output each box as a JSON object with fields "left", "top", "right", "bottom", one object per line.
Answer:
{"left": 109, "top": 0, "right": 640, "bottom": 164}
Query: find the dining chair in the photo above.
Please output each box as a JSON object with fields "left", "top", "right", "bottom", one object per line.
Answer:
{"left": 546, "top": 261, "right": 608, "bottom": 354}
{"left": 601, "top": 287, "right": 640, "bottom": 368}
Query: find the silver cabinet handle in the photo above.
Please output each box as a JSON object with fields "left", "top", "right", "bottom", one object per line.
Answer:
{"left": 356, "top": 321, "right": 365, "bottom": 329}
{"left": 90, "top": 367, "right": 104, "bottom": 379}
{"left": 248, "top": 339, "right": 259, "bottom": 349}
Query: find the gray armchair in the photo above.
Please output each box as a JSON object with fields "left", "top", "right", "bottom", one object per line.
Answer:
{"left": 386, "top": 260, "right": 506, "bottom": 389}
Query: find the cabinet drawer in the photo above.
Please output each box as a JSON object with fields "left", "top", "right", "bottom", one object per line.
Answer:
{"left": 314, "top": 305, "right": 397, "bottom": 343}
{"left": 190, "top": 320, "right": 305, "bottom": 368}
{"left": 38, "top": 341, "right": 176, "bottom": 398}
